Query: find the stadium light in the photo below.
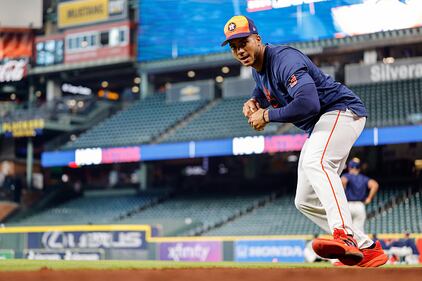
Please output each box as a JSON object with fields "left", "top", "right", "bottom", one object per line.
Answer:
{"left": 132, "top": 86, "right": 140, "bottom": 93}
{"left": 221, "top": 66, "right": 230, "bottom": 74}
{"left": 383, "top": 57, "right": 395, "bottom": 64}
{"left": 215, "top": 76, "right": 224, "bottom": 83}
{"left": 187, "top": 70, "right": 195, "bottom": 78}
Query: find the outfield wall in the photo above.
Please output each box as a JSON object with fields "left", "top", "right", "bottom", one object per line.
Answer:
{"left": 0, "top": 225, "right": 421, "bottom": 263}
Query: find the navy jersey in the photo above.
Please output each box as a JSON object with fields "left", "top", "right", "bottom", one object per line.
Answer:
{"left": 251, "top": 45, "right": 367, "bottom": 133}
{"left": 343, "top": 173, "right": 370, "bottom": 202}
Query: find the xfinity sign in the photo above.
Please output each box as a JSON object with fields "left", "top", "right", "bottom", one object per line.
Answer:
{"left": 346, "top": 57, "right": 422, "bottom": 85}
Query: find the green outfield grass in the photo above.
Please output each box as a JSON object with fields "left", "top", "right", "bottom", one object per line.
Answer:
{"left": 0, "top": 260, "right": 420, "bottom": 271}
{"left": 0, "top": 260, "right": 332, "bottom": 271}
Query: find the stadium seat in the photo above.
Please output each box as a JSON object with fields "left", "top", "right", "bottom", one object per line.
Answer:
{"left": 62, "top": 95, "right": 207, "bottom": 149}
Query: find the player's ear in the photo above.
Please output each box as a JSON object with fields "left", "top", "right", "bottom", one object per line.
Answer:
{"left": 255, "top": 34, "right": 262, "bottom": 44}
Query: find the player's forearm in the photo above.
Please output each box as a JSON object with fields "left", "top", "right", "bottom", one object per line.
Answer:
{"left": 267, "top": 83, "right": 320, "bottom": 123}
{"left": 367, "top": 180, "right": 379, "bottom": 201}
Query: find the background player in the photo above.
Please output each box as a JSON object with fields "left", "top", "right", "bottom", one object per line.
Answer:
{"left": 342, "top": 157, "right": 379, "bottom": 233}
{"left": 221, "top": 15, "right": 387, "bottom": 267}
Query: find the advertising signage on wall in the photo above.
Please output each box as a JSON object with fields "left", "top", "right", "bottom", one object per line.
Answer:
{"left": 35, "top": 35, "right": 65, "bottom": 67}
{"left": 58, "top": 0, "right": 127, "bottom": 29}
{"left": 2, "top": 119, "right": 44, "bottom": 138}
{"left": 0, "top": 32, "right": 34, "bottom": 60}
{"left": 25, "top": 249, "right": 104, "bottom": 260}
{"left": 158, "top": 241, "right": 222, "bottom": 262}
{"left": 64, "top": 21, "right": 131, "bottom": 64}
{"left": 28, "top": 231, "right": 147, "bottom": 250}
{"left": 346, "top": 57, "right": 422, "bottom": 85}
{"left": 235, "top": 239, "right": 306, "bottom": 262}
{"left": 41, "top": 125, "right": 422, "bottom": 167}
{"left": 138, "top": 0, "right": 422, "bottom": 61}
{"left": 0, "top": 60, "right": 27, "bottom": 83}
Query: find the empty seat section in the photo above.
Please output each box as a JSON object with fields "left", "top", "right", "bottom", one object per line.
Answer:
{"left": 204, "top": 195, "right": 321, "bottom": 236}
{"left": 118, "top": 193, "right": 269, "bottom": 236}
{"left": 63, "top": 95, "right": 206, "bottom": 149}
{"left": 10, "top": 191, "right": 158, "bottom": 226}
{"left": 166, "top": 97, "right": 280, "bottom": 142}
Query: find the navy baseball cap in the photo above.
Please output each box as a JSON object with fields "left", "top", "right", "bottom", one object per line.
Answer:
{"left": 221, "top": 15, "right": 258, "bottom": 46}
{"left": 348, "top": 158, "right": 361, "bottom": 169}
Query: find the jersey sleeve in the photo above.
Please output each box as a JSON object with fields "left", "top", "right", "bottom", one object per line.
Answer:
{"left": 273, "top": 49, "right": 315, "bottom": 98}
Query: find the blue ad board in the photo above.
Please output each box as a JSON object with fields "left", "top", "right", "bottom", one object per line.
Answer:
{"left": 41, "top": 125, "right": 422, "bottom": 167}
{"left": 138, "top": 0, "right": 422, "bottom": 61}
{"left": 235, "top": 239, "right": 306, "bottom": 262}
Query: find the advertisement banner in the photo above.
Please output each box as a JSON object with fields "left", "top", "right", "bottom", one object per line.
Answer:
{"left": 0, "top": 60, "right": 27, "bottom": 83}
{"left": 345, "top": 57, "right": 422, "bottom": 85}
{"left": 24, "top": 249, "right": 104, "bottom": 260}
{"left": 235, "top": 239, "right": 306, "bottom": 262}
{"left": 101, "top": 146, "right": 141, "bottom": 164}
{"left": 158, "top": 241, "right": 222, "bottom": 262}
{"left": 166, "top": 80, "right": 215, "bottom": 103}
{"left": 2, "top": 119, "right": 44, "bottom": 138}
{"left": 27, "top": 231, "right": 147, "bottom": 250}
{"left": 58, "top": 0, "right": 127, "bottom": 28}
{"left": 0, "top": 33, "right": 33, "bottom": 59}
{"left": 264, "top": 134, "right": 307, "bottom": 153}
{"left": 64, "top": 21, "right": 131, "bottom": 64}
{"left": 0, "top": 250, "right": 14, "bottom": 260}
{"left": 35, "top": 35, "right": 65, "bottom": 66}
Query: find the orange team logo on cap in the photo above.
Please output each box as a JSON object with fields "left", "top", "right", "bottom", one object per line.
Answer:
{"left": 224, "top": 16, "right": 250, "bottom": 38}
{"left": 222, "top": 15, "right": 258, "bottom": 46}
{"left": 228, "top": 22, "right": 236, "bottom": 31}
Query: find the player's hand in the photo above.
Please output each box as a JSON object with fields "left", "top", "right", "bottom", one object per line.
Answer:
{"left": 364, "top": 198, "right": 372, "bottom": 205}
{"left": 243, "top": 99, "right": 260, "bottom": 118}
{"left": 248, "top": 108, "right": 268, "bottom": 131}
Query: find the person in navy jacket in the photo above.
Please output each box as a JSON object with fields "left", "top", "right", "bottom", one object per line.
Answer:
{"left": 221, "top": 15, "right": 387, "bottom": 267}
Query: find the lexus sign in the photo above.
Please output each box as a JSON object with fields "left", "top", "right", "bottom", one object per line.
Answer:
{"left": 0, "top": 60, "right": 27, "bottom": 82}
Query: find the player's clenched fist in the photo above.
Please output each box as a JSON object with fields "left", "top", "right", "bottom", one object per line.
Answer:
{"left": 243, "top": 98, "right": 260, "bottom": 118}
{"left": 248, "top": 108, "right": 269, "bottom": 131}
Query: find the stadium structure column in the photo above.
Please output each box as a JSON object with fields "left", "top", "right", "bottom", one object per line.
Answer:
{"left": 26, "top": 138, "right": 33, "bottom": 190}
{"left": 140, "top": 72, "right": 151, "bottom": 99}
{"left": 46, "top": 80, "right": 61, "bottom": 108}
{"left": 139, "top": 163, "right": 149, "bottom": 191}
{"left": 26, "top": 78, "right": 35, "bottom": 189}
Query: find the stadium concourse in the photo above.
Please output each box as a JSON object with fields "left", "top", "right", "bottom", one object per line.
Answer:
{"left": 0, "top": 0, "right": 422, "bottom": 271}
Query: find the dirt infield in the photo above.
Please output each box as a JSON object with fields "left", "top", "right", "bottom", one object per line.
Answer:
{"left": 1, "top": 267, "right": 421, "bottom": 281}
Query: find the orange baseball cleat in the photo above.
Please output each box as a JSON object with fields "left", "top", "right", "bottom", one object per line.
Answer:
{"left": 312, "top": 228, "right": 363, "bottom": 266}
{"left": 357, "top": 240, "right": 388, "bottom": 267}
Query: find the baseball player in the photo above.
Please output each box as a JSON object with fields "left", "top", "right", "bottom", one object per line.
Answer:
{"left": 221, "top": 15, "right": 387, "bottom": 267}
{"left": 342, "top": 157, "right": 379, "bottom": 233}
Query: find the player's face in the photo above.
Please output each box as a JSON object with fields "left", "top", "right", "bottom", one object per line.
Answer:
{"left": 229, "top": 35, "right": 261, "bottom": 67}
